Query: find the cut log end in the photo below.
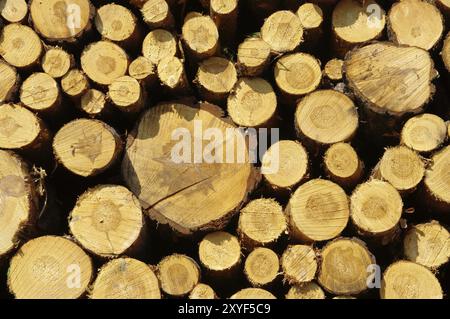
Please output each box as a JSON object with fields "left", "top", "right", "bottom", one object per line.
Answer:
{"left": 90, "top": 258, "right": 161, "bottom": 299}
{"left": 0, "top": 0, "right": 27, "bottom": 23}
{"left": 69, "top": 185, "right": 144, "bottom": 258}
{"left": 404, "top": 221, "right": 450, "bottom": 269}
{"left": 350, "top": 180, "right": 403, "bottom": 238}
{"left": 80, "top": 89, "right": 107, "bottom": 117}
{"left": 53, "top": 119, "right": 122, "bottom": 177}
{"left": 261, "top": 10, "right": 303, "bottom": 53}
{"left": 189, "top": 283, "right": 217, "bottom": 299}
{"left": 281, "top": 245, "right": 317, "bottom": 285}
{"left": 324, "top": 58, "right": 344, "bottom": 82}
{"left": 20, "top": 72, "right": 60, "bottom": 113}
{"left": 0, "top": 60, "right": 19, "bottom": 103}
{"left": 157, "top": 254, "right": 201, "bottom": 297}
{"left": 238, "top": 198, "right": 286, "bottom": 249}
{"left": 401, "top": 113, "right": 447, "bottom": 153}
{"left": 95, "top": 4, "right": 138, "bottom": 44}
{"left": 42, "top": 47, "right": 73, "bottom": 79}
{"left": 199, "top": 231, "right": 241, "bottom": 274}
{"left": 318, "top": 237, "right": 375, "bottom": 296}
{"left": 7, "top": 236, "right": 93, "bottom": 299}
{"left": 442, "top": 32, "right": 450, "bottom": 72}
{"left": 61, "top": 69, "right": 90, "bottom": 100}
{"left": 129, "top": 56, "right": 156, "bottom": 86}
{"left": 182, "top": 14, "right": 219, "bottom": 60}
{"left": 244, "top": 247, "right": 279, "bottom": 287}
{"left": 286, "top": 282, "right": 325, "bottom": 299}
{"left": 157, "top": 56, "right": 189, "bottom": 94}
{"left": 424, "top": 145, "right": 450, "bottom": 213}
{"left": 141, "top": 0, "right": 174, "bottom": 29}
{"left": 230, "top": 288, "right": 276, "bottom": 299}
{"left": 227, "top": 77, "right": 277, "bottom": 128}
{"left": 237, "top": 37, "right": 271, "bottom": 77}
{"left": 381, "top": 260, "right": 443, "bottom": 299}
{"left": 142, "top": 29, "right": 177, "bottom": 65}
{"left": 262, "top": 140, "right": 309, "bottom": 191}
{"left": 108, "top": 76, "right": 144, "bottom": 114}
{"left": 287, "top": 179, "right": 349, "bottom": 242}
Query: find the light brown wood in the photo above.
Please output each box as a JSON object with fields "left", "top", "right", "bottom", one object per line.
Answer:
{"left": 142, "top": 29, "right": 177, "bottom": 65}
{"left": 7, "top": 236, "right": 93, "bottom": 299}
{"left": 189, "top": 283, "right": 217, "bottom": 299}
{"left": 237, "top": 37, "right": 271, "bottom": 77}
{"left": 318, "top": 237, "right": 375, "bottom": 296}
{"left": 0, "top": 151, "right": 38, "bottom": 260}
{"left": 128, "top": 56, "right": 156, "bottom": 88}
{"left": 230, "top": 288, "right": 276, "bottom": 299}
{"left": 157, "top": 56, "right": 191, "bottom": 95}
{"left": 244, "top": 247, "right": 279, "bottom": 288}
{"left": 20, "top": 72, "right": 61, "bottom": 114}
{"left": 350, "top": 180, "right": 403, "bottom": 241}
{"left": 69, "top": 185, "right": 145, "bottom": 258}
{"left": 182, "top": 14, "right": 219, "bottom": 60}
{"left": 157, "top": 254, "right": 201, "bottom": 297}
{"left": 281, "top": 245, "right": 317, "bottom": 285}
{"left": 29, "top": 0, "right": 94, "bottom": 42}
{"left": 286, "top": 282, "right": 325, "bottom": 299}
{"left": 108, "top": 75, "right": 145, "bottom": 114}
{"left": 227, "top": 77, "right": 277, "bottom": 128}
{"left": 380, "top": 260, "right": 443, "bottom": 299}
{"left": 42, "top": 47, "right": 73, "bottom": 79}
{"left": 61, "top": 69, "right": 90, "bottom": 100}
{"left": 0, "top": 0, "right": 27, "bottom": 23}
{"left": 238, "top": 198, "right": 287, "bottom": 249}
{"left": 423, "top": 145, "right": 450, "bottom": 213}
{"left": 80, "top": 89, "right": 107, "bottom": 117}
{"left": 90, "top": 258, "right": 161, "bottom": 299}
{"left": 81, "top": 41, "right": 129, "bottom": 86}
{"left": 332, "top": 0, "right": 386, "bottom": 57}
{"left": 0, "top": 23, "right": 43, "bottom": 69}
{"left": 53, "top": 119, "right": 123, "bottom": 177}
{"left": 122, "top": 102, "right": 259, "bottom": 235}
{"left": 287, "top": 179, "right": 350, "bottom": 242}
{"left": 324, "top": 142, "right": 364, "bottom": 190}
{"left": 210, "top": 0, "right": 238, "bottom": 45}
{"left": 261, "top": 10, "right": 303, "bottom": 53}
{"left": 261, "top": 140, "right": 309, "bottom": 192}
{"left": 141, "top": 0, "right": 174, "bottom": 29}
{"left": 401, "top": 113, "right": 447, "bottom": 153}
{"left": 0, "top": 60, "right": 19, "bottom": 103}
{"left": 404, "top": 221, "right": 450, "bottom": 269}
{"left": 388, "top": 0, "right": 443, "bottom": 51}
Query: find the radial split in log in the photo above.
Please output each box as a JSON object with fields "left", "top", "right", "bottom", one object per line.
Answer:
{"left": 404, "top": 221, "right": 450, "bottom": 269}
{"left": 275, "top": 53, "right": 322, "bottom": 103}
{"left": 373, "top": 146, "right": 425, "bottom": 194}
{"left": 423, "top": 145, "right": 450, "bottom": 213}
{"left": 238, "top": 198, "right": 287, "bottom": 249}
{"left": 0, "top": 0, "right": 27, "bottom": 23}
{"left": 108, "top": 76, "right": 145, "bottom": 114}
{"left": 81, "top": 41, "right": 129, "bottom": 86}
{"left": 95, "top": 4, "right": 139, "bottom": 47}
{"left": 227, "top": 77, "right": 277, "bottom": 128}
{"left": 199, "top": 231, "right": 241, "bottom": 278}
{"left": 318, "top": 237, "right": 375, "bottom": 296}
{"left": 0, "top": 61, "right": 19, "bottom": 103}
{"left": 90, "top": 258, "right": 160, "bottom": 299}
{"left": 295, "top": 90, "right": 358, "bottom": 149}
{"left": 122, "top": 102, "right": 258, "bottom": 235}
{"left": 323, "top": 142, "right": 364, "bottom": 190}
{"left": 244, "top": 247, "right": 279, "bottom": 288}
{"left": 332, "top": 0, "right": 386, "bottom": 57}
{"left": 182, "top": 14, "right": 219, "bottom": 60}
{"left": 281, "top": 245, "right": 317, "bottom": 285}
{"left": 80, "top": 89, "right": 107, "bottom": 117}
{"left": 29, "top": 0, "right": 94, "bottom": 42}
{"left": 20, "top": 72, "right": 61, "bottom": 115}
{"left": 237, "top": 37, "right": 271, "bottom": 77}
{"left": 53, "top": 119, "right": 123, "bottom": 177}
{"left": 0, "top": 103, "right": 50, "bottom": 153}
{"left": 189, "top": 283, "right": 217, "bottom": 299}
{"left": 157, "top": 254, "right": 201, "bottom": 297}
{"left": 381, "top": 260, "right": 443, "bottom": 299}
{"left": 196, "top": 57, "right": 237, "bottom": 104}
{"left": 0, "top": 151, "right": 37, "bottom": 260}
{"left": 287, "top": 179, "right": 349, "bottom": 242}
{"left": 388, "top": 0, "right": 443, "bottom": 51}
{"left": 141, "top": 0, "right": 174, "bottom": 29}
{"left": 261, "top": 10, "right": 303, "bottom": 53}
{"left": 344, "top": 42, "right": 435, "bottom": 118}
{"left": 324, "top": 58, "right": 344, "bottom": 83}
{"left": 42, "top": 47, "right": 73, "bottom": 79}
{"left": 261, "top": 140, "right": 309, "bottom": 193}
{"left": 230, "top": 288, "right": 276, "bottom": 299}
{"left": 69, "top": 185, "right": 145, "bottom": 258}
{"left": 210, "top": 0, "right": 238, "bottom": 45}
{"left": 142, "top": 29, "right": 177, "bottom": 65}
{"left": 286, "top": 282, "right": 325, "bottom": 299}
{"left": 157, "top": 56, "right": 191, "bottom": 95}
{"left": 61, "top": 69, "right": 90, "bottom": 100}
{"left": 129, "top": 56, "right": 156, "bottom": 88}
{"left": 350, "top": 180, "right": 403, "bottom": 242}
{"left": 401, "top": 113, "right": 447, "bottom": 154}
{"left": 296, "top": 3, "right": 323, "bottom": 46}
{"left": 0, "top": 23, "right": 43, "bottom": 69}
{"left": 7, "top": 236, "right": 93, "bottom": 299}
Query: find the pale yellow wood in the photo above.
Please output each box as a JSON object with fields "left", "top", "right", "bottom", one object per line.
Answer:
{"left": 281, "top": 245, "right": 317, "bottom": 284}
{"left": 61, "top": 69, "right": 89, "bottom": 99}
{"left": 423, "top": 145, "right": 450, "bottom": 212}
{"left": 199, "top": 231, "right": 241, "bottom": 273}
{"left": 157, "top": 254, "right": 200, "bottom": 297}
{"left": 230, "top": 288, "right": 276, "bottom": 299}
{"left": 401, "top": 113, "right": 447, "bottom": 153}
{"left": 237, "top": 37, "right": 271, "bottom": 77}
{"left": 141, "top": 0, "right": 174, "bottom": 29}
{"left": 157, "top": 56, "right": 189, "bottom": 93}
{"left": 20, "top": 72, "right": 60, "bottom": 112}
{"left": 90, "top": 258, "right": 161, "bottom": 299}
{"left": 108, "top": 75, "right": 143, "bottom": 113}
{"left": 324, "top": 142, "right": 363, "bottom": 189}
{"left": 42, "top": 47, "right": 73, "bottom": 79}
{"left": 324, "top": 58, "right": 344, "bottom": 82}
{"left": 189, "top": 283, "right": 217, "bottom": 299}
{"left": 0, "top": 0, "right": 27, "bottom": 23}
{"left": 287, "top": 179, "right": 349, "bottom": 242}
{"left": 381, "top": 260, "right": 443, "bottom": 299}
{"left": 80, "top": 89, "right": 107, "bottom": 116}
{"left": 197, "top": 57, "right": 237, "bottom": 103}
{"left": 261, "top": 10, "right": 303, "bottom": 53}
{"left": 0, "top": 60, "right": 18, "bottom": 103}
{"left": 95, "top": 4, "right": 137, "bottom": 43}
{"left": 182, "top": 14, "right": 219, "bottom": 59}
{"left": 297, "top": 3, "right": 323, "bottom": 29}
{"left": 142, "top": 29, "right": 177, "bottom": 65}
{"left": 286, "top": 282, "right": 325, "bottom": 299}
{"left": 244, "top": 247, "right": 279, "bottom": 287}
{"left": 8, "top": 236, "right": 93, "bottom": 299}
{"left": 129, "top": 56, "right": 156, "bottom": 85}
